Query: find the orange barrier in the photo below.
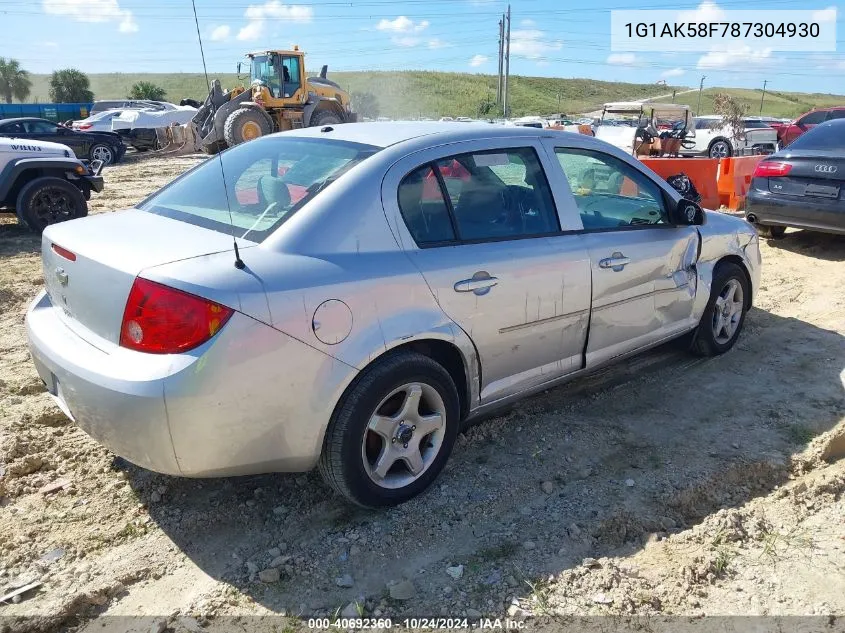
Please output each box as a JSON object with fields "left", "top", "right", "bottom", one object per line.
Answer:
{"left": 717, "top": 155, "right": 765, "bottom": 210}
{"left": 639, "top": 157, "right": 720, "bottom": 210}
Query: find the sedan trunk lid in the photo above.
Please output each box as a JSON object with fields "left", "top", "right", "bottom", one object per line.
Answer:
{"left": 765, "top": 151, "right": 845, "bottom": 200}
{"left": 41, "top": 209, "right": 252, "bottom": 346}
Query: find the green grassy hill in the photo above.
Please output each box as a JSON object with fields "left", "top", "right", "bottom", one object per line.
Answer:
{"left": 652, "top": 87, "right": 845, "bottom": 119}
{"left": 24, "top": 71, "right": 682, "bottom": 118}
{"left": 22, "top": 72, "right": 845, "bottom": 119}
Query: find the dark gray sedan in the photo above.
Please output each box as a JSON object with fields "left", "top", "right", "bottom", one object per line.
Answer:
{"left": 746, "top": 119, "right": 845, "bottom": 238}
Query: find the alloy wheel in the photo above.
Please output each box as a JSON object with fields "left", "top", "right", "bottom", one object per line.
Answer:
{"left": 91, "top": 145, "right": 114, "bottom": 164}
{"left": 712, "top": 279, "right": 744, "bottom": 344}
{"left": 29, "top": 187, "right": 76, "bottom": 230}
{"left": 361, "top": 382, "right": 447, "bottom": 489}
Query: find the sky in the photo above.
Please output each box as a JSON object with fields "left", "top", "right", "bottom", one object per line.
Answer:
{"left": 2, "top": 0, "right": 844, "bottom": 93}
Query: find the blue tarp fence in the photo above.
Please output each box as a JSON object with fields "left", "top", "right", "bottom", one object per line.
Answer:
{"left": 0, "top": 103, "right": 94, "bottom": 122}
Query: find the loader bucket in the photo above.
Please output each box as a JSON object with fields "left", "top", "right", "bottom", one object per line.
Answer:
{"left": 153, "top": 123, "right": 204, "bottom": 156}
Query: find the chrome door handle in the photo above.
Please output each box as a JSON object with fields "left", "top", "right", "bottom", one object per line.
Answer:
{"left": 599, "top": 252, "right": 632, "bottom": 270}
{"left": 454, "top": 274, "right": 498, "bottom": 294}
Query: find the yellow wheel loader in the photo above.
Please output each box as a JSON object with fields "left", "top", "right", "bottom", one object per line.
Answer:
{"left": 191, "top": 47, "right": 357, "bottom": 154}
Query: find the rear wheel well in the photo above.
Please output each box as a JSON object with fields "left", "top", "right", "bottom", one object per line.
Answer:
{"left": 384, "top": 340, "right": 470, "bottom": 421}
{"left": 715, "top": 255, "right": 752, "bottom": 309}
{"left": 708, "top": 137, "right": 733, "bottom": 152}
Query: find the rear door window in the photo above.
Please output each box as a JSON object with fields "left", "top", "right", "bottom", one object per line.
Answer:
{"left": 397, "top": 147, "right": 560, "bottom": 245}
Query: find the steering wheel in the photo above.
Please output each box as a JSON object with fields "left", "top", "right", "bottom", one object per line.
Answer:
{"left": 498, "top": 185, "right": 536, "bottom": 228}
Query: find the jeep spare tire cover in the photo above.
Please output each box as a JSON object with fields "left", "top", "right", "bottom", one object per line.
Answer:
{"left": 0, "top": 136, "right": 76, "bottom": 158}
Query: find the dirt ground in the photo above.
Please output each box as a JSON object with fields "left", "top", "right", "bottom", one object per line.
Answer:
{"left": 1, "top": 155, "right": 844, "bottom": 633}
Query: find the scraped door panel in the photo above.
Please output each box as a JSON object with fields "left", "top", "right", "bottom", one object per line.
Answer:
{"left": 410, "top": 238, "right": 591, "bottom": 404}
{"left": 582, "top": 227, "right": 699, "bottom": 366}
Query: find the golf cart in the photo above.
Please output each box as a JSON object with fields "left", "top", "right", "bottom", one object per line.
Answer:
{"left": 595, "top": 102, "right": 692, "bottom": 157}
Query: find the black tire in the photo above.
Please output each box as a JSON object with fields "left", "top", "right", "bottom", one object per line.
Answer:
{"left": 223, "top": 108, "right": 272, "bottom": 146}
{"left": 708, "top": 139, "right": 732, "bottom": 159}
{"left": 691, "top": 262, "right": 750, "bottom": 357}
{"left": 309, "top": 109, "right": 342, "bottom": 128}
{"left": 89, "top": 143, "right": 115, "bottom": 165}
{"left": 318, "top": 351, "right": 460, "bottom": 508}
{"left": 756, "top": 224, "right": 786, "bottom": 239}
{"left": 15, "top": 177, "right": 88, "bottom": 234}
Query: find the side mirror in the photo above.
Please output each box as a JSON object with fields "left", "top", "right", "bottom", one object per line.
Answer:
{"left": 675, "top": 198, "right": 705, "bottom": 225}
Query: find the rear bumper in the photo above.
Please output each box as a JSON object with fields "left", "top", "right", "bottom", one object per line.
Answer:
{"left": 26, "top": 290, "right": 358, "bottom": 477}
{"left": 746, "top": 189, "right": 845, "bottom": 235}
{"left": 27, "top": 290, "right": 179, "bottom": 474}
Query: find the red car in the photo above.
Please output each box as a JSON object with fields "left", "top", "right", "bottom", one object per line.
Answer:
{"left": 771, "top": 106, "right": 845, "bottom": 148}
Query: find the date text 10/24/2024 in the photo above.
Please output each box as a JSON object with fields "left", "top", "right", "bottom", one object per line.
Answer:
{"left": 307, "top": 618, "right": 527, "bottom": 629}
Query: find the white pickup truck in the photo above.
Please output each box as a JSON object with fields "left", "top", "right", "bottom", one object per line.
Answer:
{"left": 0, "top": 136, "right": 104, "bottom": 233}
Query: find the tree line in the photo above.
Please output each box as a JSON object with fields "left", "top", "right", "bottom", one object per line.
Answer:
{"left": 0, "top": 58, "right": 168, "bottom": 104}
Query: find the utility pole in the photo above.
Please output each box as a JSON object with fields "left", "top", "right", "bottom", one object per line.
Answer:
{"left": 503, "top": 4, "right": 511, "bottom": 118}
{"left": 496, "top": 17, "right": 504, "bottom": 104}
{"left": 759, "top": 79, "right": 768, "bottom": 114}
{"left": 696, "top": 75, "right": 706, "bottom": 114}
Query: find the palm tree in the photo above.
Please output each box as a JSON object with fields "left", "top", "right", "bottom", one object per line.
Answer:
{"left": 0, "top": 58, "right": 32, "bottom": 104}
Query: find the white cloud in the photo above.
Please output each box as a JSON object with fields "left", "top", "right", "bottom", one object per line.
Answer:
{"left": 510, "top": 29, "right": 563, "bottom": 60}
{"left": 661, "top": 67, "right": 685, "bottom": 77}
{"left": 520, "top": 19, "right": 536, "bottom": 27}
{"left": 428, "top": 38, "right": 451, "bottom": 49}
{"left": 606, "top": 53, "right": 638, "bottom": 66}
{"left": 43, "top": 0, "right": 137, "bottom": 32}
{"left": 376, "top": 16, "right": 429, "bottom": 33}
{"left": 244, "top": 1, "right": 313, "bottom": 21}
{"left": 210, "top": 25, "right": 231, "bottom": 41}
{"left": 237, "top": 2, "right": 313, "bottom": 42}
{"left": 469, "top": 54, "right": 489, "bottom": 67}
{"left": 237, "top": 20, "right": 264, "bottom": 41}
{"left": 811, "top": 6, "right": 837, "bottom": 22}
{"left": 393, "top": 36, "right": 422, "bottom": 47}
{"left": 375, "top": 16, "right": 430, "bottom": 47}
{"left": 697, "top": 45, "right": 773, "bottom": 69}
{"left": 678, "top": 0, "right": 726, "bottom": 24}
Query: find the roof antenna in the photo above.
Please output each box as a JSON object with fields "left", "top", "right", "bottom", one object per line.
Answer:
{"left": 190, "top": 0, "right": 245, "bottom": 270}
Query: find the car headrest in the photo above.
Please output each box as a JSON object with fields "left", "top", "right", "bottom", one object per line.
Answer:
{"left": 399, "top": 175, "right": 425, "bottom": 217}
{"left": 257, "top": 175, "right": 291, "bottom": 209}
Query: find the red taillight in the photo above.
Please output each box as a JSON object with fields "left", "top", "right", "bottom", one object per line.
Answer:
{"left": 51, "top": 243, "right": 76, "bottom": 261}
{"left": 753, "top": 161, "right": 792, "bottom": 178}
{"left": 78, "top": 123, "right": 92, "bottom": 130}
{"left": 119, "top": 278, "right": 233, "bottom": 354}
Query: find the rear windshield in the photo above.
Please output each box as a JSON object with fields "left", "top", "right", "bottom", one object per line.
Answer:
{"left": 139, "top": 136, "right": 379, "bottom": 243}
{"left": 786, "top": 121, "right": 845, "bottom": 151}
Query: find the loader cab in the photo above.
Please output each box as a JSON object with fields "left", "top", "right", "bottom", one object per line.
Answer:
{"left": 248, "top": 50, "right": 305, "bottom": 104}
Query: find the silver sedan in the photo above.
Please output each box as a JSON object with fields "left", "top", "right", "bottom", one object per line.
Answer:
{"left": 26, "top": 123, "right": 761, "bottom": 507}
